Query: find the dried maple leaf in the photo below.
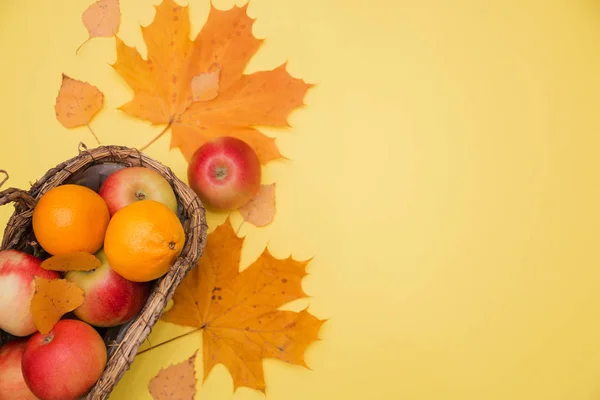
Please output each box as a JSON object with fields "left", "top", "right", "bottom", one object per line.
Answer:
{"left": 239, "top": 183, "right": 276, "bottom": 227}
{"left": 112, "top": 0, "right": 311, "bottom": 165}
{"left": 54, "top": 74, "right": 103, "bottom": 144}
{"left": 161, "top": 219, "right": 324, "bottom": 392}
{"left": 41, "top": 252, "right": 101, "bottom": 272}
{"left": 30, "top": 278, "right": 84, "bottom": 334}
{"left": 78, "top": 0, "right": 121, "bottom": 53}
{"left": 148, "top": 351, "right": 197, "bottom": 400}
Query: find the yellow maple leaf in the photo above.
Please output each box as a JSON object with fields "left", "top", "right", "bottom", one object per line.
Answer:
{"left": 112, "top": 0, "right": 311, "bottom": 165}
{"left": 161, "top": 219, "right": 324, "bottom": 392}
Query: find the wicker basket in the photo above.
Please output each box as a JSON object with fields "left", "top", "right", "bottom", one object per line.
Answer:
{"left": 0, "top": 144, "right": 207, "bottom": 399}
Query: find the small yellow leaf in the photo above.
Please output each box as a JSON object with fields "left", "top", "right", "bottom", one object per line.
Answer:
{"left": 239, "top": 183, "right": 276, "bottom": 227}
{"left": 41, "top": 252, "right": 101, "bottom": 272}
{"left": 30, "top": 278, "right": 84, "bottom": 334}
{"left": 82, "top": 0, "right": 120, "bottom": 39}
{"left": 54, "top": 74, "right": 104, "bottom": 129}
{"left": 149, "top": 351, "right": 197, "bottom": 400}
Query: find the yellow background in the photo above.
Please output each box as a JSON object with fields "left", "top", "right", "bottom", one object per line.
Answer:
{"left": 2, "top": 0, "right": 600, "bottom": 398}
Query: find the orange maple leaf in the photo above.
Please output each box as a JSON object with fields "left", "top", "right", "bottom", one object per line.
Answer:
{"left": 161, "top": 219, "right": 324, "bottom": 392}
{"left": 112, "top": 0, "right": 311, "bottom": 165}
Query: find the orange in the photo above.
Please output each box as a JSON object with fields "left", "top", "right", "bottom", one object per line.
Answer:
{"left": 103, "top": 199, "right": 185, "bottom": 282}
{"left": 32, "top": 184, "right": 110, "bottom": 256}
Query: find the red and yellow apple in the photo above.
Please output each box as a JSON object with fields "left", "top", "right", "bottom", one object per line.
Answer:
{"left": 22, "top": 319, "right": 107, "bottom": 400}
{"left": 65, "top": 249, "right": 150, "bottom": 328}
{"left": 99, "top": 166, "right": 178, "bottom": 216}
{"left": 0, "top": 250, "right": 60, "bottom": 337}
{"left": 0, "top": 339, "right": 38, "bottom": 400}
{"left": 187, "top": 136, "right": 261, "bottom": 210}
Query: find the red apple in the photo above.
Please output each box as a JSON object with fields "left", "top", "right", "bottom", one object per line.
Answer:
{"left": 0, "top": 339, "right": 37, "bottom": 400}
{"left": 0, "top": 250, "right": 60, "bottom": 337}
{"left": 99, "top": 166, "right": 178, "bottom": 216}
{"left": 22, "top": 320, "right": 107, "bottom": 400}
{"left": 187, "top": 137, "right": 261, "bottom": 210}
{"left": 65, "top": 249, "right": 150, "bottom": 328}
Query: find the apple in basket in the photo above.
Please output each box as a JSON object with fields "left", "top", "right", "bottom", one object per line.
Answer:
{"left": 99, "top": 166, "right": 178, "bottom": 216}
{"left": 0, "top": 250, "right": 60, "bottom": 337}
{"left": 0, "top": 339, "right": 38, "bottom": 400}
{"left": 65, "top": 249, "right": 151, "bottom": 328}
{"left": 22, "top": 319, "right": 107, "bottom": 400}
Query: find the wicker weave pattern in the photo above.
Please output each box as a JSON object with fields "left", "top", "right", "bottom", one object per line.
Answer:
{"left": 0, "top": 145, "right": 207, "bottom": 400}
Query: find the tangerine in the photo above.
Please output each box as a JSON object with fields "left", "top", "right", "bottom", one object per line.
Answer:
{"left": 103, "top": 199, "right": 184, "bottom": 282}
{"left": 32, "top": 184, "right": 110, "bottom": 256}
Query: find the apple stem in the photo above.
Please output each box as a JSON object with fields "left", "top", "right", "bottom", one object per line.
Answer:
{"left": 215, "top": 166, "right": 228, "bottom": 180}
{"left": 135, "top": 191, "right": 146, "bottom": 200}
{"left": 139, "top": 121, "right": 173, "bottom": 152}
{"left": 33, "top": 247, "right": 45, "bottom": 258}
{"left": 42, "top": 333, "right": 54, "bottom": 344}
{"left": 136, "top": 328, "right": 201, "bottom": 356}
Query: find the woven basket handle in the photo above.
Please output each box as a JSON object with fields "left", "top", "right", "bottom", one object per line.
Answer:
{"left": 0, "top": 170, "right": 36, "bottom": 209}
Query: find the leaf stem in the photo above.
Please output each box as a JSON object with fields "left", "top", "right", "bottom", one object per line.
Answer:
{"left": 236, "top": 220, "right": 246, "bottom": 236}
{"left": 76, "top": 37, "right": 91, "bottom": 55}
{"left": 140, "top": 121, "right": 173, "bottom": 152}
{"left": 0, "top": 170, "right": 8, "bottom": 189}
{"left": 85, "top": 122, "right": 101, "bottom": 145}
{"left": 136, "top": 327, "right": 202, "bottom": 356}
